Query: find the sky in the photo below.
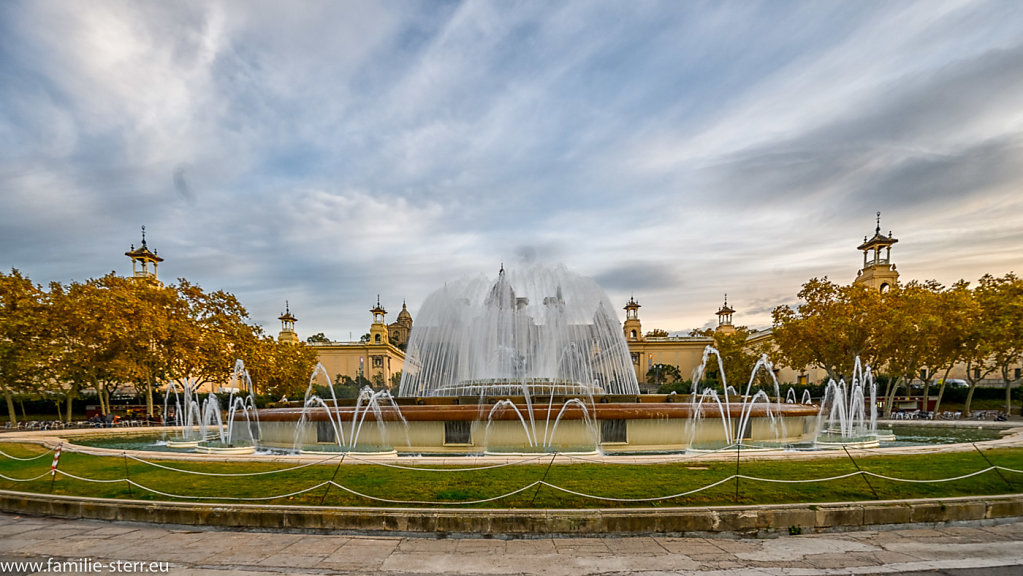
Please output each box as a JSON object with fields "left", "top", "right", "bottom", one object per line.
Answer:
{"left": 2, "top": 1, "right": 1022, "bottom": 340}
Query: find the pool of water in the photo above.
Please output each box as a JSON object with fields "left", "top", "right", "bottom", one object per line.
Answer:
{"left": 880, "top": 424, "right": 1003, "bottom": 446}
{"left": 69, "top": 424, "right": 1008, "bottom": 456}
{"left": 73, "top": 435, "right": 290, "bottom": 455}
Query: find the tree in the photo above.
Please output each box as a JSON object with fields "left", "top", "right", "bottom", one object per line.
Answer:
{"left": 646, "top": 363, "right": 681, "bottom": 388}
{"left": 975, "top": 273, "right": 1023, "bottom": 415}
{"left": 172, "top": 279, "right": 260, "bottom": 394}
{"left": 334, "top": 373, "right": 369, "bottom": 398}
{"left": 927, "top": 281, "right": 976, "bottom": 415}
{"left": 306, "top": 332, "right": 330, "bottom": 344}
{"left": 244, "top": 338, "right": 319, "bottom": 399}
{"left": 772, "top": 278, "right": 882, "bottom": 384}
{"left": 874, "top": 281, "right": 943, "bottom": 417}
{"left": 0, "top": 269, "right": 53, "bottom": 425}
{"left": 645, "top": 329, "right": 669, "bottom": 338}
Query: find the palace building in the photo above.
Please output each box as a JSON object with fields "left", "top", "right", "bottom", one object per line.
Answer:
{"left": 299, "top": 297, "right": 408, "bottom": 389}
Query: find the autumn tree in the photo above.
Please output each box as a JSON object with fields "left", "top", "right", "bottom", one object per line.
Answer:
{"left": 77, "top": 274, "right": 190, "bottom": 417}
{"left": 771, "top": 278, "right": 882, "bottom": 384}
{"left": 243, "top": 337, "right": 319, "bottom": 399}
{"left": 927, "top": 281, "right": 977, "bottom": 415}
{"left": 171, "top": 279, "right": 260, "bottom": 393}
{"left": 975, "top": 273, "right": 1023, "bottom": 415}
{"left": 0, "top": 269, "right": 53, "bottom": 425}
{"left": 873, "top": 281, "right": 944, "bottom": 417}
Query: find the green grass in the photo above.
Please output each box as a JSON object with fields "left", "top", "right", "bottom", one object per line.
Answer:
{"left": 1, "top": 442, "right": 1021, "bottom": 508}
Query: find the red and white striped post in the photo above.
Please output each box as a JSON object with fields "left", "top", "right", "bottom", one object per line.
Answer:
{"left": 49, "top": 443, "right": 62, "bottom": 490}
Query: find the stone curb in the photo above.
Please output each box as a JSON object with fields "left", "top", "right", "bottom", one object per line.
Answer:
{"left": 2, "top": 489, "right": 1022, "bottom": 538}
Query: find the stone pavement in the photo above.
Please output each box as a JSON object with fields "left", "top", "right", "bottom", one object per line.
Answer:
{"left": 1, "top": 513, "right": 1022, "bottom": 575}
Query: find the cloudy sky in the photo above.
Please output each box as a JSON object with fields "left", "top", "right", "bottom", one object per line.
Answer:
{"left": 2, "top": 1, "right": 1022, "bottom": 340}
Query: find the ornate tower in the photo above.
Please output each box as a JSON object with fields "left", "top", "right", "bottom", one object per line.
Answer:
{"left": 855, "top": 212, "right": 900, "bottom": 293}
{"left": 715, "top": 295, "right": 736, "bottom": 335}
{"left": 277, "top": 301, "right": 299, "bottom": 344}
{"left": 369, "top": 296, "right": 389, "bottom": 345}
{"left": 388, "top": 300, "right": 413, "bottom": 348}
{"left": 124, "top": 226, "right": 163, "bottom": 283}
{"left": 623, "top": 296, "right": 643, "bottom": 342}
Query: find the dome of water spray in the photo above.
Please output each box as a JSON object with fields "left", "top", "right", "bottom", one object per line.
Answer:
{"left": 397, "top": 265, "right": 640, "bottom": 398}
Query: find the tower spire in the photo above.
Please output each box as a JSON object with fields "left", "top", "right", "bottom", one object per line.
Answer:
{"left": 856, "top": 214, "right": 899, "bottom": 293}
{"left": 277, "top": 301, "right": 298, "bottom": 344}
{"left": 125, "top": 226, "right": 163, "bottom": 283}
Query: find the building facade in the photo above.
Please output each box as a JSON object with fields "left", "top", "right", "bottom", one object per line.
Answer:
{"left": 302, "top": 298, "right": 410, "bottom": 390}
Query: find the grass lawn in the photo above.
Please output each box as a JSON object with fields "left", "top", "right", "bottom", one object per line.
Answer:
{"left": 2, "top": 442, "right": 1022, "bottom": 508}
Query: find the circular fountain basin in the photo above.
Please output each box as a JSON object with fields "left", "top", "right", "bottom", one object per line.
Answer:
{"left": 165, "top": 440, "right": 201, "bottom": 449}
{"left": 258, "top": 395, "right": 822, "bottom": 455}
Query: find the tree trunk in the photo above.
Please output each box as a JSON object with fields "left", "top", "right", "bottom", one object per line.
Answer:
{"left": 922, "top": 379, "right": 931, "bottom": 414}
{"left": 66, "top": 393, "right": 73, "bottom": 424}
{"left": 933, "top": 366, "right": 953, "bottom": 415}
{"left": 98, "top": 382, "right": 109, "bottom": 415}
{"left": 19, "top": 399, "right": 26, "bottom": 419}
{"left": 1006, "top": 378, "right": 1013, "bottom": 416}
{"left": 881, "top": 377, "right": 893, "bottom": 418}
{"left": 964, "top": 384, "right": 977, "bottom": 418}
{"left": 54, "top": 400, "right": 63, "bottom": 422}
{"left": 884, "top": 376, "right": 903, "bottom": 418}
{"left": 146, "top": 377, "right": 154, "bottom": 417}
{"left": 1003, "top": 363, "right": 1017, "bottom": 417}
{"left": 4, "top": 387, "right": 16, "bottom": 427}
{"left": 93, "top": 377, "right": 106, "bottom": 415}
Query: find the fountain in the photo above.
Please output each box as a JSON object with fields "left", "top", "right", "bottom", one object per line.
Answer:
{"left": 163, "top": 360, "right": 262, "bottom": 454}
{"left": 257, "top": 264, "right": 821, "bottom": 454}
{"left": 813, "top": 357, "right": 894, "bottom": 448}
{"left": 281, "top": 364, "right": 410, "bottom": 454}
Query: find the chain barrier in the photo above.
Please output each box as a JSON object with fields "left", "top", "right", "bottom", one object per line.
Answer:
{"left": 2, "top": 443, "right": 1022, "bottom": 506}
{"left": 0, "top": 471, "right": 52, "bottom": 482}
{"left": 124, "top": 453, "right": 344, "bottom": 477}
{"left": 0, "top": 446, "right": 55, "bottom": 461}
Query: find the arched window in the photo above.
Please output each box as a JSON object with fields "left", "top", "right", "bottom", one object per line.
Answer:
{"left": 630, "top": 329, "right": 637, "bottom": 339}
{"left": 375, "top": 334, "right": 381, "bottom": 343}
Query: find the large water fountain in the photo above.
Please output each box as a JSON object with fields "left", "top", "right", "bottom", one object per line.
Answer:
{"left": 256, "top": 264, "right": 820, "bottom": 454}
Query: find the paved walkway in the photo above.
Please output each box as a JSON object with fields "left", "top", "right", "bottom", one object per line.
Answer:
{"left": 0, "top": 513, "right": 1021, "bottom": 575}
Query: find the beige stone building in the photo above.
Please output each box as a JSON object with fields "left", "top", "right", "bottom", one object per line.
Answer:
{"left": 298, "top": 297, "right": 409, "bottom": 390}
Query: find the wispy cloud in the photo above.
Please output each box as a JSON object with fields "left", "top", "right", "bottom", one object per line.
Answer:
{"left": 2, "top": 1, "right": 1022, "bottom": 339}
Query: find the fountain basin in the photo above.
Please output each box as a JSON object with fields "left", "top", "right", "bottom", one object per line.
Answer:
{"left": 256, "top": 395, "right": 820, "bottom": 455}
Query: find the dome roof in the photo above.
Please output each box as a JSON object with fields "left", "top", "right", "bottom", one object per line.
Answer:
{"left": 397, "top": 300, "right": 412, "bottom": 321}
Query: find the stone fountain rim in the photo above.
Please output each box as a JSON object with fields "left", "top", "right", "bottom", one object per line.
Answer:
{"left": 2, "top": 423, "right": 1022, "bottom": 465}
